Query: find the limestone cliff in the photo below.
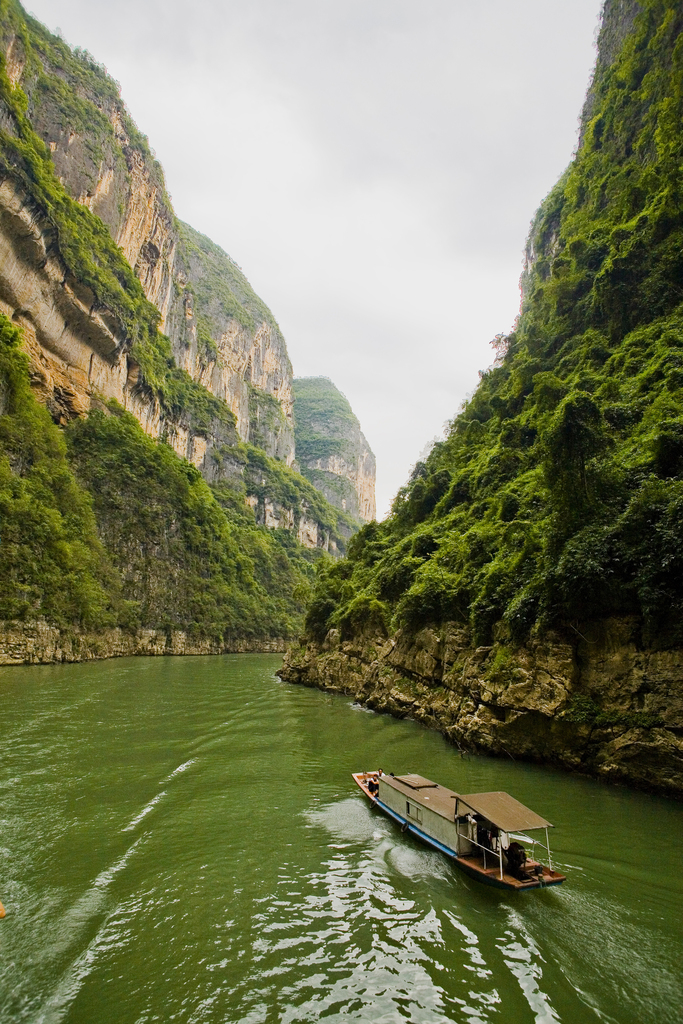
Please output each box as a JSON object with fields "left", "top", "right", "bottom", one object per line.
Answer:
{"left": 0, "top": 173, "right": 238, "bottom": 475}
{"left": 0, "top": 3, "right": 294, "bottom": 466}
{"left": 282, "top": 0, "right": 683, "bottom": 795}
{"left": 279, "top": 620, "right": 683, "bottom": 798}
{"left": 293, "top": 377, "right": 376, "bottom": 522}
{"left": 0, "top": 619, "right": 289, "bottom": 663}
{"left": 0, "top": 0, "right": 363, "bottom": 654}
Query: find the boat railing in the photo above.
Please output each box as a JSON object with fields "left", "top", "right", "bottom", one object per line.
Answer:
{"left": 508, "top": 827, "right": 554, "bottom": 872}
{"left": 456, "top": 825, "right": 554, "bottom": 880}
{"left": 456, "top": 828, "right": 506, "bottom": 880}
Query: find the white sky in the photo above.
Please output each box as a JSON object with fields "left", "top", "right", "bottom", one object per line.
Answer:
{"left": 28, "top": 0, "right": 603, "bottom": 518}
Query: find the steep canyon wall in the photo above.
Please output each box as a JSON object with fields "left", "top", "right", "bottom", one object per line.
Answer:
{"left": 280, "top": 621, "right": 683, "bottom": 797}
{"left": 292, "top": 376, "right": 376, "bottom": 523}
{"left": 281, "top": 0, "right": 683, "bottom": 795}
{"left": 0, "top": 12, "right": 294, "bottom": 467}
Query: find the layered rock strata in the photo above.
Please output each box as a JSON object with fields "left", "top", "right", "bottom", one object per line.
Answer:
{"left": 292, "top": 377, "right": 376, "bottom": 522}
{"left": 1, "top": 20, "right": 294, "bottom": 463}
{"left": 0, "top": 620, "right": 288, "bottom": 664}
{"left": 0, "top": 175, "right": 239, "bottom": 474}
{"left": 244, "top": 493, "right": 351, "bottom": 555}
{"left": 279, "top": 619, "right": 683, "bottom": 798}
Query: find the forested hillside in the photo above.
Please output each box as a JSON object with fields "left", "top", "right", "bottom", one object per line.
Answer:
{"left": 0, "top": 312, "right": 316, "bottom": 641}
{"left": 0, "top": 0, "right": 368, "bottom": 653}
{"left": 282, "top": 0, "right": 683, "bottom": 795}
{"left": 305, "top": 0, "right": 683, "bottom": 649}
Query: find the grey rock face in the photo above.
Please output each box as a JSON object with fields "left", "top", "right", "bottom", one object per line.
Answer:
{"left": 279, "top": 618, "right": 683, "bottom": 798}
{"left": 1, "top": 25, "right": 295, "bottom": 469}
{"left": 293, "top": 377, "right": 376, "bottom": 522}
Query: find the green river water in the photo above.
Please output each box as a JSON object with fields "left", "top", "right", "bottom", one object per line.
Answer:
{"left": 1, "top": 654, "right": 682, "bottom": 1024}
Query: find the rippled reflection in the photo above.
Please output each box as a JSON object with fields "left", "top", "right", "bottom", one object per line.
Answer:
{"left": 0, "top": 655, "right": 681, "bottom": 1024}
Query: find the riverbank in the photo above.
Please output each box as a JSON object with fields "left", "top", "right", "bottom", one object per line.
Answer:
{"left": 278, "top": 618, "right": 683, "bottom": 799}
{"left": 0, "top": 620, "right": 289, "bottom": 664}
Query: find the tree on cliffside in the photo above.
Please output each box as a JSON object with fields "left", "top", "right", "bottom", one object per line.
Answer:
{"left": 302, "top": 0, "right": 683, "bottom": 651}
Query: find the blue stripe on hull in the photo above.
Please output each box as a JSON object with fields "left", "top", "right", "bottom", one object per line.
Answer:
{"left": 375, "top": 798, "right": 460, "bottom": 860}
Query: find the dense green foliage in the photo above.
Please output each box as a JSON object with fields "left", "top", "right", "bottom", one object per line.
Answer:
{"left": 178, "top": 222, "right": 284, "bottom": 339}
{"left": 67, "top": 408, "right": 314, "bottom": 639}
{"left": 0, "top": 315, "right": 120, "bottom": 626}
{"left": 0, "top": 312, "right": 316, "bottom": 637}
{"left": 0, "top": 0, "right": 227, "bottom": 430}
{"left": 292, "top": 377, "right": 357, "bottom": 464}
{"left": 305, "top": 0, "right": 683, "bottom": 649}
{"left": 0, "top": 1, "right": 359, "bottom": 642}
{"left": 240, "top": 442, "right": 356, "bottom": 550}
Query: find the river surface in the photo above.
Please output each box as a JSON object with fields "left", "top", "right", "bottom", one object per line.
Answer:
{"left": 1, "top": 654, "right": 682, "bottom": 1024}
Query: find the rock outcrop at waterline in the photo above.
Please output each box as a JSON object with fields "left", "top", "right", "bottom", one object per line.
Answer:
{"left": 279, "top": 619, "right": 683, "bottom": 798}
{"left": 0, "top": 620, "right": 289, "bottom": 663}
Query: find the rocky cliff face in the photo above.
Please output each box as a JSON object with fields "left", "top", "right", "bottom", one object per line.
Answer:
{"left": 0, "top": 619, "right": 289, "bottom": 663}
{"left": 283, "top": 0, "right": 683, "bottom": 794}
{"left": 0, "top": 9, "right": 294, "bottom": 466}
{"left": 280, "top": 619, "right": 683, "bottom": 797}
{"left": 292, "top": 377, "right": 376, "bottom": 522}
{"left": 0, "top": 173, "right": 238, "bottom": 475}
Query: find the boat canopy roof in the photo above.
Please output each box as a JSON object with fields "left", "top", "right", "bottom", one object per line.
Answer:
{"left": 457, "top": 792, "right": 552, "bottom": 832}
{"left": 395, "top": 774, "right": 438, "bottom": 790}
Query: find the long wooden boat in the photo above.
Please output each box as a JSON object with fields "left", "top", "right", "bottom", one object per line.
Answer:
{"left": 353, "top": 770, "right": 566, "bottom": 891}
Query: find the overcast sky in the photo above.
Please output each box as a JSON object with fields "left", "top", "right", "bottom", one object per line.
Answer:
{"left": 29, "top": 0, "right": 603, "bottom": 517}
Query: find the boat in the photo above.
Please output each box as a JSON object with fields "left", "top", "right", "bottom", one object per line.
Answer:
{"left": 353, "top": 770, "right": 566, "bottom": 891}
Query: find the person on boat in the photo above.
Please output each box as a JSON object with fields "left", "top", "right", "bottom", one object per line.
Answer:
{"left": 477, "top": 822, "right": 499, "bottom": 852}
{"left": 504, "top": 841, "right": 530, "bottom": 880}
{"left": 367, "top": 776, "right": 380, "bottom": 797}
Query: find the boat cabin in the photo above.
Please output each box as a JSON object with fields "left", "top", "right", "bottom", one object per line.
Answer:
{"left": 354, "top": 770, "right": 566, "bottom": 890}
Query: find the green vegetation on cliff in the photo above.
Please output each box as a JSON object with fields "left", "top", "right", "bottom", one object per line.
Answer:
{"left": 293, "top": 377, "right": 357, "bottom": 464}
{"left": 0, "top": 313, "right": 314, "bottom": 638}
{"left": 0, "top": 0, "right": 228, "bottom": 431}
{"left": 0, "top": 0, "right": 361, "bottom": 644}
{"left": 239, "top": 441, "right": 356, "bottom": 550}
{"left": 0, "top": 315, "right": 119, "bottom": 626}
{"left": 305, "top": 0, "right": 683, "bottom": 649}
{"left": 293, "top": 376, "right": 371, "bottom": 520}
{"left": 177, "top": 222, "right": 285, "bottom": 340}
{"left": 67, "top": 408, "right": 315, "bottom": 639}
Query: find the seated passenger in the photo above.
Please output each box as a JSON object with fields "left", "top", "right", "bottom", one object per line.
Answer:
{"left": 367, "top": 776, "right": 379, "bottom": 796}
{"left": 504, "top": 841, "right": 530, "bottom": 880}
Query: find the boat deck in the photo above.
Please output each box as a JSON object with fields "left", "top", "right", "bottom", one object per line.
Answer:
{"left": 455, "top": 853, "right": 566, "bottom": 890}
{"left": 353, "top": 771, "right": 566, "bottom": 891}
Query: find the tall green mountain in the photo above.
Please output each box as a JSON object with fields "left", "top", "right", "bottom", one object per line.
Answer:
{"left": 293, "top": 377, "right": 376, "bottom": 524}
{"left": 281, "top": 0, "right": 683, "bottom": 796}
{"left": 0, "top": 0, "right": 367, "bottom": 654}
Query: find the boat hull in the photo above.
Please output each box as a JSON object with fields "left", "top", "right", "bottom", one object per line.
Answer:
{"left": 353, "top": 772, "right": 566, "bottom": 892}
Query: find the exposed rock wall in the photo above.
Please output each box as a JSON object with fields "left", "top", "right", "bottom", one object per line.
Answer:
{"left": 1, "top": 23, "right": 295, "bottom": 464}
{"left": 292, "top": 376, "right": 376, "bottom": 522}
{"left": 0, "top": 174, "right": 238, "bottom": 471}
{"left": 279, "top": 619, "right": 683, "bottom": 798}
{"left": 0, "top": 620, "right": 288, "bottom": 664}
{"left": 245, "top": 493, "right": 347, "bottom": 555}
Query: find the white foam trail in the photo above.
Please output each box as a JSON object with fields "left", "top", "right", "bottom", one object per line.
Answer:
{"left": 164, "top": 758, "right": 196, "bottom": 781}
{"left": 122, "top": 791, "right": 166, "bottom": 832}
{"left": 33, "top": 909, "right": 125, "bottom": 1024}
{"left": 32, "top": 837, "right": 142, "bottom": 966}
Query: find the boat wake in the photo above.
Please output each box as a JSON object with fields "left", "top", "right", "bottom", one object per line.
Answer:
{"left": 122, "top": 791, "right": 167, "bottom": 832}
